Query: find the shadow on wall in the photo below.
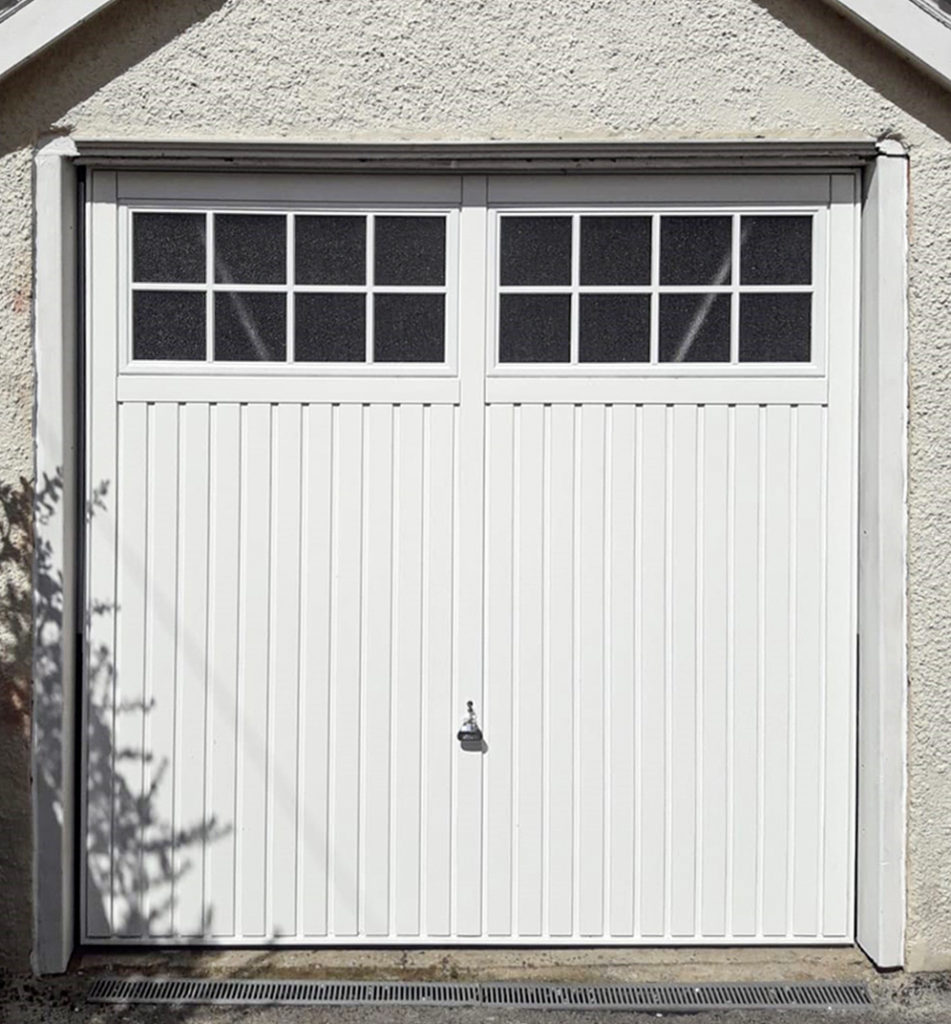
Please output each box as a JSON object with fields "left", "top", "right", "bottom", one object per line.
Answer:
{"left": 1, "top": 470, "right": 229, "bottom": 953}
{"left": 752, "top": 0, "right": 951, "bottom": 143}
{"left": 0, "top": 0, "right": 231, "bottom": 159}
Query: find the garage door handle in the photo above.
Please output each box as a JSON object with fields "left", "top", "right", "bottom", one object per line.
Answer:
{"left": 457, "top": 701, "right": 483, "bottom": 747}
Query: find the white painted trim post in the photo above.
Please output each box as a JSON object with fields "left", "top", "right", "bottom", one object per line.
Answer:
{"left": 32, "top": 135, "right": 79, "bottom": 974}
{"left": 856, "top": 139, "right": 908, "bottom": 969}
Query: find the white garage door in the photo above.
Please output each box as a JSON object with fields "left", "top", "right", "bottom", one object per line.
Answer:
{"left": 81, "top": 170, "right": 858, "bottom": 944}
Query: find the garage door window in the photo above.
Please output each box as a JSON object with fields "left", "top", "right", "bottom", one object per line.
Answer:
{"left": 131, "top": 210, "right": 453, "bottom": 366}
{"left": 494, "top": 211, "right": 816, "bottom": 368}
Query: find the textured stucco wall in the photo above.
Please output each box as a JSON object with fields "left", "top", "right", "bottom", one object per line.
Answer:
{"left": 1, "top": 0, "right": 950, "bottom": 972}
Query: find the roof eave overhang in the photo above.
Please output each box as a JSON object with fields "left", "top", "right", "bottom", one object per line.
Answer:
{"left": 0, "top": 0, "right": 120, "bottom": 82}
{"left": 1, "top": 0, "right": 948, "bottom": 97}
{"left": 820, "top": 0, "right": 951, "bottom": 91}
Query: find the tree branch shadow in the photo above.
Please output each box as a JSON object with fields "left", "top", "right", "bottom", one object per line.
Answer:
{"left": 2, "top": 470, "right": 231, "bottom": 1010}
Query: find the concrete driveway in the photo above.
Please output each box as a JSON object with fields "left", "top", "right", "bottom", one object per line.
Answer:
{"left": 4, "top": 970, "right": 951, "bottom": 1024}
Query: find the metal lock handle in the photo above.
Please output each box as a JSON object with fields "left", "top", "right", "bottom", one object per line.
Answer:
{"left": 457, "top": 700, "right": 483, "bottom": 746}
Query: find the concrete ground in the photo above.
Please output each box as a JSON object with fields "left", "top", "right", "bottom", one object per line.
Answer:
{"left": 3, "top": 948, "right": 951, "bottom": 1023}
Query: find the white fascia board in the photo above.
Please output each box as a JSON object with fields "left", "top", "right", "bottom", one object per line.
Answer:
{"left": 0, "top": 0, "right": 121, "bottom": 82}
{"left": 822, "top": 0, "right": 951, "bottom": 91}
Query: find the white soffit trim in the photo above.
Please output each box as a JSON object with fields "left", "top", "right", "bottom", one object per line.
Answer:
{"left": 821, "top": 0, "right": 951, "bottom": 90}
{"left": 0, "top": 0, "right": 120, "bottom": 82}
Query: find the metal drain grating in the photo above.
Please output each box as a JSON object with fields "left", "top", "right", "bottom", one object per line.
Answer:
{"left": 88, "top": 976, "right": 872, "bottom": 1011}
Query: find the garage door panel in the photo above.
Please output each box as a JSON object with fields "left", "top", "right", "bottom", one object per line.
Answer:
{"left": 578, "top": 403, "right": 607, "bottom": 938}
{"left": 485, "top": 403, "right": 514, "bottom": 936}
{"left": 670, "top": 404, "right": 699, "bottom": 938}
{"left": 269, "top": 404, "right": 304, "bottom": 937}
{"left": 637, "top": 402, "right": 668, "bottom": 938}
{"left": 515, "top": 404, "right": 544, "bottom": 938}
{"left": 84, "top": 172, "right": 857, "bottom": 946}
{"left": 175, "top": 402, "right": 212, "bottom": 938}
{"left": 299, "top": 403, "right": 333, "bottom": 937}
{"left": 362, "top": 403, "right": 395, "bottom": 937}
{"left": 700, "top": 404, "right": 729, "bottom": 939}
{"left": 730, "top": 404, "right": 761, "bottom": 937}
{"left": 824, "top": 326, "right": 858, "bottom": 937}
{"left": 546, "top": 403, "right": 576, "bottom": 938}
{"left": 112, "top": 401, "right": 148, "bottom": 937}
{"left": 237, "top": 402, "right": 272, "bottom": 938}
{"left": 144, "top": 401, "right": 181, "bottom": 938}
{"left": 793, "top": 405, "right": 825, "bottom": 937}
{"left": 609, "top": 404, "right": 637, "bottom": 939}
{"left": 424, "top": 403, "right": 455, "bottom": 937}
{"left": 393, "top": 405, "right": 425, "bottom": 937}
{"left": 330, "top": 403, "right": 366, "bottom": 937}
{"left": 206, "top": 402, "right": 241, "bottom": 938}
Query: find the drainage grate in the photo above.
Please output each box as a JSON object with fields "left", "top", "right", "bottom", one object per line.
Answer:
{"left": 88, "top": 976, "right": 872, "bottom": 1011}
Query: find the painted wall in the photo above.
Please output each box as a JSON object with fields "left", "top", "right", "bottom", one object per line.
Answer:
{"left": 0, "top": 0, "right": 949, "bottom": 972}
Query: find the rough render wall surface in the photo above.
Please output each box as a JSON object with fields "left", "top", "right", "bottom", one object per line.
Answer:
{"left": 0, "top": 0, "right": 949, "bottom": 972}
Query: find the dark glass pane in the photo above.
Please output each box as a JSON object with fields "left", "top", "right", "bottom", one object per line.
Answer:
{"left": 740, "top": 215, "right": 812, "bottom": 285}
{"left": 580, "top": 216, "right": 651, "bottom": 286}
{"left": 375, "top": 216, "right": 445, "bottom": 286}
{"left": 133, "top": 291, "right": 205, "bottom": 360}
{"left": 498, "top": 294, "right": 571, "bottom": 363}
{"left": 659, "top": 293, "right": 731, "bottom": 363}
{"left": 133, "top": 213, "right": 206, "bottom": 283}
{"left": 214, "top": 214, "right": 286, "bottom": 284}
{"left": 579, "top": 294, "right": 651, "bottom": 362}
{"left": 214, "top": 292, "right": 286, "bottom": 361}
{"left": 296, "top": 215, "right": 366, "bottom": 285}
{"left": 373, "top": 293, "right": 445, "bottom": 362}
{"left": 295, "top": 293, "right": 366, "bottom": 361}
{"left": 660, "top": 216, "right": 732, "bottom": 285}
{"left": 500, "top": 216, "right": 571, "bottom": 286}
{"left": 739, "top": 293, "right": 811, "bottom": 362}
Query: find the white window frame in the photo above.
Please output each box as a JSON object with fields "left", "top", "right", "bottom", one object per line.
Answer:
{"left": 31, "top": 139, "right": 905, "bottom": 973}
{"left": 120, "top": 197, "right": 462, "bottom": 378}
{"left": 487, "top": 201, "right": 828, "bottom": 379}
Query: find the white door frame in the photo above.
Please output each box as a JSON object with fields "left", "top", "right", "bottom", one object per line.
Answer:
{"left": 31, "top": 138, "right": 906, "bottom": 971}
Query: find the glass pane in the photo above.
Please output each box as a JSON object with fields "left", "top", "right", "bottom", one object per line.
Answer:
{"left": 659, "top": 293, "right": 731, "bottom": 362}
{"left": 375, "top": 216, "right": 446, "bottom": 286}
{"left": 498, "top": 294, "right": 571, "bottom": 363}
{"left": 296, "top": 215, "right": 366, "bottom": 285}
{"left": 214, "top": 214, "right": 286, "bottom": 284}
{"left": 133, "top": 291, "right": 205, "bottom": 360}
{"left": 214, "top": 292, "right": 286, "bottom": 361}
{"left": 133, "top": 212, "right": 205, "bottom": 283}
{"left": 373, "top": 293, "right": 445, "bottom": 362}
{"left": 580, "top": 216, "right": 651, "bottom": 286}
{"left": 740, "top": 215, "right": 812, "bottom": 285}
{"left": 295, "top": 293, "right": 366, "bottom": 361}
{"left": 660, "top": 216, "right": 732, "bottom": 286}
{"left": 500, "top": 216, "right": 571, "bottom": 286}
{"left": 739, "top": 293, "right": 811, "bottom": 362}
{"left": 579, "top": 294, "right": 650, "bottom": 362}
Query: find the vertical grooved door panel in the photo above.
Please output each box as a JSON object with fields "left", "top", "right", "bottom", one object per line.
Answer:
{"left": 84, "top": 173, "right": 857, "bottom": 946}
{"left": 482, "top": 397, "right": 851, "bottom": 942}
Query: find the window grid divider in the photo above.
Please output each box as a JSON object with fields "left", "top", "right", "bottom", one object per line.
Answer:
{"left": 286, "top": 212, "right": 295, "bottom": 363}
{"left": 492, "top": 284, "right": 812, "bottom": 295}
{"left": 649, "top": 213, "right": 660, "bottom": 364}
{"left": 730, "top": 213, "right": 741, "bottom": 364}
{"left": 131, "top": 282, "right": 450, "bottom": 294}
{"left": 366, "top": 213, "right": 375, "bottom": 362}
{"left": 205, "top": 211, "right": 214, "bottom": 361}
{"left": 570, "top": 213, "right": 580, "bottom": 363}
